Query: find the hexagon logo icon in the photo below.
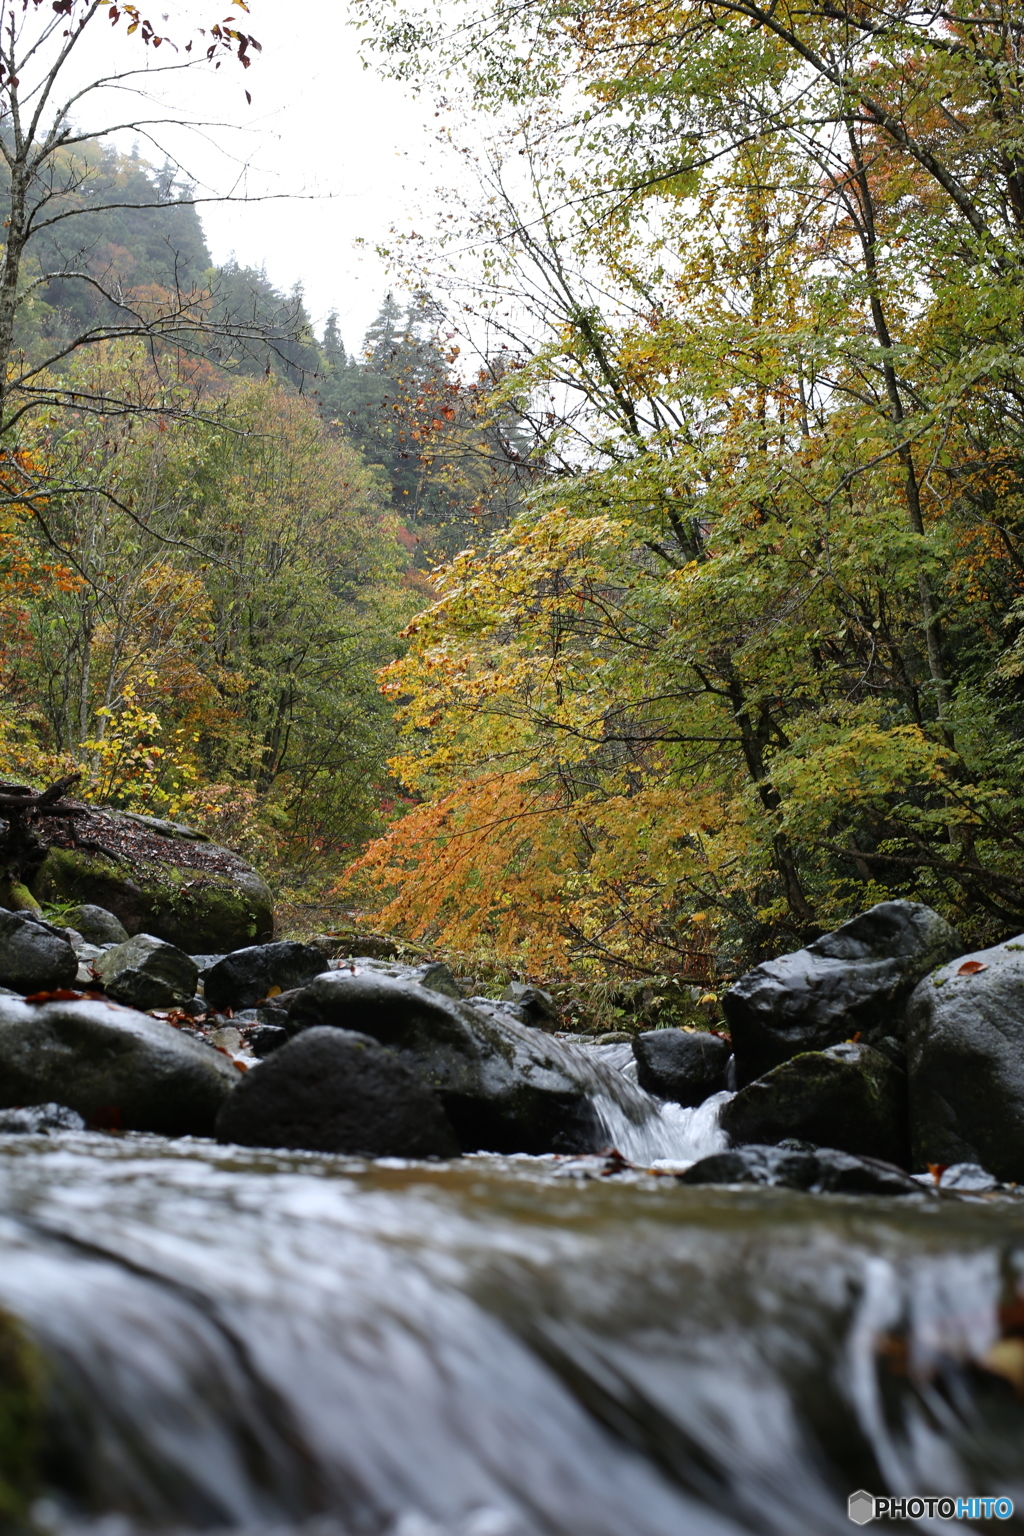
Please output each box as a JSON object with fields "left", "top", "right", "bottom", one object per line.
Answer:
{"left": 848, "top": 1490, "right": 875, "bottom": 1525}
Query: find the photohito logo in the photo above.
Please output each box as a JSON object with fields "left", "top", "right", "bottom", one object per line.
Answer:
{"left": 848, "top": 1492, "right": 1015, "bottom": 1523}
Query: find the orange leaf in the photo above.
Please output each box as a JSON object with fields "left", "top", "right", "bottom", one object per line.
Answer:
{"left": 957, "top": 960, "right": 988, "bottom": 975}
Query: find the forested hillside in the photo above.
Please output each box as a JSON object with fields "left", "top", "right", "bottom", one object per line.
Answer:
{"left": 0, "top": 139, "right": 529, "bottom": 909}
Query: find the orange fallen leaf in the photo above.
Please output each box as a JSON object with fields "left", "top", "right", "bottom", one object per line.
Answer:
{"left": 927, "top": 1162, "right": 950, "bottom": 1183}
{"left": 957, "top": 960, "right": 988, "bottom": 975}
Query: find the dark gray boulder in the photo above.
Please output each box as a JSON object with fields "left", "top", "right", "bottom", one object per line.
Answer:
{"left": 62, "top": 904, "right": 129, "bottom": 946}
{"left": 204, "top": 942, "right": 328, "bottom": 1012}
{"left": 723, "top": 900, "right": 963, "bottom": 1085}
{"left": 286, "top": 969, "right": 656, "bottom": 1155}
{"left": 0, "top": 996, "right": 239, "bottom": 1134}
{"left": 332, "top": 956, "right": 463, "bottom": 1000}
{"left": 632, "top": 1028, "right": 731, "bottom": 1105}
{"left": 94, "top": 934, "right": 199, "bottom": 1011}
{"left": 0, "top": 1102, "right": 85, "bottom": 1134}
{"left": 246, "top": 1024, "right": 289, "bottom": 1058}
{"left": 719, "top": 1041, "right": 908, "bottom": 1166}
{"left": 216, "top": 1026, "right": 460, "bottom": 1157}
{"left": 680, "top": 1142, "right": 920, "bottom": 1195}
{"left": 0, "top": 909, "right": 78, "bottom": 994}
{"left": 906, "top": 936, "right": 1024, "bottom": 1181}
{"left": 500, "top": 981, "right": 559, "bottom": 1030}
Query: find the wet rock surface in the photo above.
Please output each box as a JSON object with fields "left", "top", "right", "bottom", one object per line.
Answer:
{"left": 60, "top": 903, "right": 129, "bottom": 946}
{"left": 500, "top": 980, "right": 560, "bottom": 1030}
{"left": 0, "top": 909, "right": 77, "bottom": 994}
{"left": 203, "top": 941, "right": 328, "bottom": 1011}
{"left": 907, "top": 936, "right": 1024, "bottom": 1182}
{"left": 680, "top": 1142, "right": 921, "bottom": 1195}
{"left": 719, "top": 1042, "right": 908, "bottom": 1167}
{"left": 216, "top": 1025, "right": 461, "bottom": 1157}
{"left": 723, "top": 900, "right": 963, "bottom": 1086}
{"left": 95, "top": 933, "right": 199, "bottom": 1012}
{"left": 632, "top": 1028, "right": 731, "bottom": 1105}
{"left": 0, "top": 1102, "right": 85, "bottom": 1134}
{"left": 0, "top": 995, "right": 238, "bottom": 1134}
{"left": 285, "top": 968, "right": 653, "bottom": 1154}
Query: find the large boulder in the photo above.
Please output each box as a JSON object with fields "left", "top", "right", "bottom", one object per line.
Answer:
{"left": 29, "top": 808, "right": 273, "bottom": 953}
{"left": 0, "top": 996, "right": 239, "bottom": 1134}
{"left": 906, "top": 936, "right": 1024, "bottom": 1181}
{"left": 0, "top": 910, "right": 77, "bottom": 995}
{"left": 719, "top": 1042, "right": 908, "bottom": 1166}
{"left": 94, "top": 934, "right": 199, "bottom": 1012}
{"left": 285, "top": 969, "right": 656, "bottom": 1155}
{"left": 632, "top": 1028, "right": 731, "bottom": 1106}
{"left": 679, "top": 1142, "right": 921, "bottom": 1196}
{"left": 216, "top": 1027, "right": 461, "bottom": 1157}
{"left": 723, "top": 901, "right": 963, "bottom": 1086}
{"left": 204, "top": 942, "right": 328, "bottom": 1012}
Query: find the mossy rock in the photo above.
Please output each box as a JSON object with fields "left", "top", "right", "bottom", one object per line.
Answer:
{"left": 0, "top": 1308, "right": 43, "bottom": 1531}
{"left": 30, "top": 810, "right": 273, "bottom": 954}
{"left": 719, "top": 1041, "right": 909, "bottom": 1167}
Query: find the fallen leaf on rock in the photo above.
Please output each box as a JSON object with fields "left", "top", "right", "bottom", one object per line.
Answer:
{"left": 25, "top": 988, "right": 92, "bottom": 1004}
{"left": 927, "top": 1163, "right": 949, "bottom": 1183}
{"left": 89, "top": 1105, "right": 122, "bottom": 1131}
{"left": 957, "top": 960, "right": 989, "bottom": 975}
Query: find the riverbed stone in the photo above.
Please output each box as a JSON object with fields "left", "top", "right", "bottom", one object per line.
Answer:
{"left": 216, "top": 1025, "right": 461, "bottom": 1157}
{"left": 204, "top": 942, "right": 328, "bottom": 1012}
{"left": 0, "top": 996, "right": 238, "bottom": 1134}
{"left": 719, "top": 1042, "right": 908, "bottom": 1166}
{"left": 94, "top": 934, "right": 199, "bottom": 1012}
{"left": 906, "top": 936, "right": 1024, "bottom": 1181}
{"left": 679, "top": 1142, "right": 920, "bottom": 1195}
{"left": 0, "top": 1102, "right": 85, "bottom": 1134}
{"left": 286, "top": 968, "right": 655, "bottom": 1155}
{"left": 60, "top": 904, "right": 129, "bottom": 946}
{"left": 0, "top": 909, "right": 78, "bottom": 995}
{"left": 500, "top": 981, "right": 559, "bottom": 1030}
{"left": 632, "top": 1028, "right": 731, "bottom": 1106}
{"left": 723, "top": 900, "right": 963, "bottom": 1086}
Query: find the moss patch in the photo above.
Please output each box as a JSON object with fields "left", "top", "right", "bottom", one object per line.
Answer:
{"left": 31, "top": 845, "right": 272, "bottom": 952}
{"left": 0, "top": 1308, "right": 43, "bottom": 1531}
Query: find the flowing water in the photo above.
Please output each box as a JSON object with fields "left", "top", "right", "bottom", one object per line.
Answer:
{"left": 3, "top": 1120, "right": 1024, "bottom": 1536}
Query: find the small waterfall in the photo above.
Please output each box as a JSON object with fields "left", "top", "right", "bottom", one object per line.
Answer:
{"left": 591, "top": 1089, "right": 733, "bottom": 1166}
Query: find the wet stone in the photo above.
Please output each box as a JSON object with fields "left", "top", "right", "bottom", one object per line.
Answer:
{"left": 204, "top": 942, "right": 328, "bottom": 1012}
{"left": 632, "top": 1028, "right": 731, "bottom": 1106}
{"left": 723, "top": 900, "right": 963, "bottom": 1086}
{"left": 95, "top": 934, "right": 199, "bottom": 1012}
{"left": 719, "top": 1041, "right": 909, "bottom": 1168}
{"left": 215, "top": 1025, "right": 461, "bottom": 1158}
{"left": 0, "top": 995, "right": 238, "bottom": 1135}
{"left": 0, "top": 1102, "right": 85, "bottom": 1135}
{"left": 0, "top": 909, "right": 78, "bottom": 995}
{"left": 61, "top": 904, "right": 129, "bottom": 946}
{"left": 680, "top": 1143, "right": 921, "bottom": 1196}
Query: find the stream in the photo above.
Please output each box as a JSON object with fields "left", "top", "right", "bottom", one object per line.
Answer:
{"left": 3, "top": 1116, "right": 1024, "bottom": 1536}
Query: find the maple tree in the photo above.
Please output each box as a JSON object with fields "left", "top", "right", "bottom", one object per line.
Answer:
{"left": 343, "top": 0, "right": 1024, "bottom": 974}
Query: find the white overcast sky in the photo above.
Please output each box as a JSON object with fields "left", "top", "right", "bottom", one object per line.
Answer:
{"left": 67, "top": 0, "right": 452, "bottom": 353}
